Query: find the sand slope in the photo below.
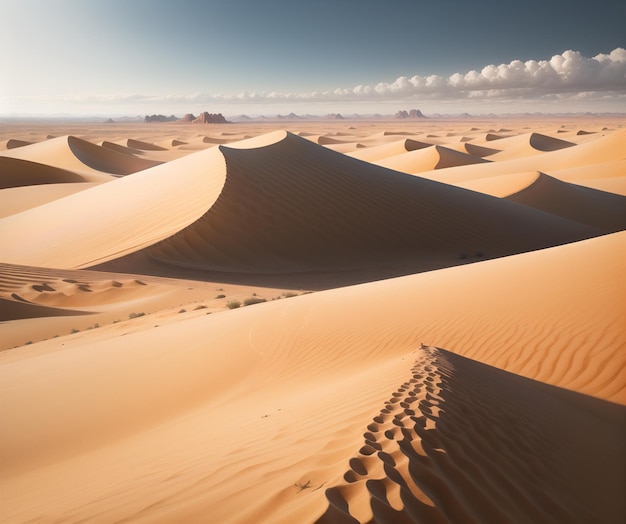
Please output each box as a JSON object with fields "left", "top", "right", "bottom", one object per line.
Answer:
{"left": 0, "top": 231, "right": 623, "bottom": 523}
{"left": 0, "top": 146, "right": 227, "bottom": 268}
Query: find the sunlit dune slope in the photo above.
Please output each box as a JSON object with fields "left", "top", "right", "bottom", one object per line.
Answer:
{"left": 0, "top": 147, "right": 227, "bottom": 268}
{"left": 0, "top": 232, "right": 623, "bottom": 523}
{"left": 148, "top": 131, "right": 599, "bottom": 272}
{"left": 0, "top": 182, "right": 100, "bottom": 217}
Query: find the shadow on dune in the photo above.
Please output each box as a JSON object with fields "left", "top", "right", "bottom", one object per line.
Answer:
{"left": 315, "top": 347, "right": 625, "bottom": 523}
{"left": 144, "top": 132, "right": 599, "bottom": 274}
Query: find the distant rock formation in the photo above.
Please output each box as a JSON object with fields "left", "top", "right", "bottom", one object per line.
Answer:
{"left": 327, "top": 113, "right": 345, "bottom": 120}
{"left": 144, "top": 114, "right": 178, "bottom": 123}
{"left": 179, "top": 113, "right": 196, "bottom": 123}
{"left": 192, "top": 112, "right": 229, "bottom": 124}
{"left": 104, "top": 118, "right": 115, "bottom": 124}
{"left": 396, "top": 109, "right": 427, "bottom": 119}
{"left": 277, "top": 112, "right": 302, "bottom": 120}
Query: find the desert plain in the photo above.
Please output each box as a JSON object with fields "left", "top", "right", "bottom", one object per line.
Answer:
{"left": 0, "top": 115, "right": 625, "bottom": 523}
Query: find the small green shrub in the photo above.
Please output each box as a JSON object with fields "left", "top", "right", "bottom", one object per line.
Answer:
{"left": 71, "top": 328, "right": 80, "bottom": 334}
{"left": 216, "top": 294, "right": 226, "bottom": 299}
{"left": 243, "top": 297, "right": 267, "bottom": 306}
{"left": 226, "top": 300, "right": 241, "bottom": 309}
{"left": 129, "top": 312, "right": 145, "bottom": 319}
{"left": 194, "top": 305, "right": 207, "bottom": 310}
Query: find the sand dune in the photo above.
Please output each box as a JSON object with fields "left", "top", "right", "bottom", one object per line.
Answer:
{"left": 404, "top": 129, "right": 626, "bottom": 184}
{"left": 460, "top": 142, "right": 501, "bottom": 157}
{"left": 0, "top": 118, "right": 624, "bottom": 523}
{"left": 1, "top": 135, "right": 161, "bottom": 176}
{"left": 0, "top": 231, "right": 623, "bottom": 522}
{"left": 374, "top": 144, "right": 490, "bottom": 173}
{"left": 100, "top": 140, "right": 147, "bottom": 156}
{"left": 0, "top": 138, "right": 32, "bottom": 150}
{"left": 1, "top": 130, "right": 599, "bottom": 272}
{"left": 485, "top": 132, "right": 576, "bottom": 161}
{"left": 504, "top": 172, "right": 626, "bottom": 231}
{"left": 149, "top": 132, "right": 597, "bottom": 272}
{"left": 125, "top": 138, "right": 167, "bottom": 151}
{"left": 348, "top": 138, "right": 432, "bottom": 162}
{"left": 317, "top": 346, "right": 624, "bottom": 523}
{"left": 0, "top": 146, "right": 228, "bottom": 268}
{"left": 0, "top": 156, "right": 107, "bottom": 188}
{"left": 0, "top": 296, "right": 88, "bottom": 321}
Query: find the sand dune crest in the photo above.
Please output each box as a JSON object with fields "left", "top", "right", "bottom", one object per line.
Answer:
{"left": 374, "top": 144, "right": 490, "bottom": 173}
{"left": 316, "top": 347, "right": 625, "bottom": 523}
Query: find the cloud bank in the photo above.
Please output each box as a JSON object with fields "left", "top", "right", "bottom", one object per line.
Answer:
{"left": 3, "top": 48, "right": 625, "bottom": 114}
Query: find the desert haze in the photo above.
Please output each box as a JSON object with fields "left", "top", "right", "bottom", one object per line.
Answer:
{"left": 0, "top": 116, "right": 625, "bottom": 523}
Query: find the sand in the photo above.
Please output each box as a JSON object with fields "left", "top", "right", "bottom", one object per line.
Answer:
{"left": 0, "top": 116, "right": 624, "bottom": 523}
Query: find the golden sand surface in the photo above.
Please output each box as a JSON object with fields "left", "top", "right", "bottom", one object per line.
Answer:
{"left": 0, "top": 117, "right": 624, "bottom": 522}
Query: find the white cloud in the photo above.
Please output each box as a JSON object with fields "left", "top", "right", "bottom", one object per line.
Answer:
{"left": 2, "top": 48, "right": 624, "bottom": 114}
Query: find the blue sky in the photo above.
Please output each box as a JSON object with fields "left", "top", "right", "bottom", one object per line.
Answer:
{"left": 1, "top": 0, "right": 624, "bottom": 116}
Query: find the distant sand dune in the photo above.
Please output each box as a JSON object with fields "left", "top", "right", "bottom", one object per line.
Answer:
{"left": 462, "top": 142, "right": 501, "bottom": 157}
{"left": 486, "top": 133, "right": 576, "bottom": 161}
{"left": 0, "top": 156, "right": 104, "bottom": 188}
{"left": 505, "top": 172, "right": 626, "bottom": 231}
{"left": 348, "top": 138, "right": 432, "bottom": 162}
{"left": 375, "top": 144, "right": 490, "bottom": 172}
{"left": 0, "top": 139, "right": 32, "bottom": 150}
{"left": 100, "top": 140, "right": 147, "bottom": 156}
{"left": 125, "top": 138, "right": 167, "bottom": 151}
{"left": 1, "top": 136, "right": 160, "bottom": 176}
{"left": 408, "top": 129, "right": 626, "bottom": 184}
